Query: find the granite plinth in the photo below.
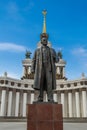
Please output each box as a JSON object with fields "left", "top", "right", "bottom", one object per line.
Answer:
{"left": 27, "top": 103, "right": 63, "bottom": 130}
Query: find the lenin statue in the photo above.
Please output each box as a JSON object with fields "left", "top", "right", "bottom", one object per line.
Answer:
{"left": 31, "top": 33, "right": 57, "bottom": 102}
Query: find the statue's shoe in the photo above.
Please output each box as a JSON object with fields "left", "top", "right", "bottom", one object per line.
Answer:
{"left": 48, "top": 99, "right": 54, "bottom": 103}
{"left": 38, "top": 99, "right": 43, "bottom": 102}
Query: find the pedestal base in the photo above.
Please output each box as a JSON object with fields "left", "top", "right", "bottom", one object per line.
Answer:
{"left": 27, "top": 103, "right": 63, "bottom": 130}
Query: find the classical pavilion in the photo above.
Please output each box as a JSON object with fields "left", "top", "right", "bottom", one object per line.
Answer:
{"left": 0, "top": 11, "right": 87, "bottom": 118}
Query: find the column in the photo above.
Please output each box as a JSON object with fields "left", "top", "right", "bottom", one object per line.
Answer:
{"left": 22, "top": 66, "right": 25, "bottom": 77}
{"left": 28, "top": 66, "right": 31, "bottom": 74}
{"left": 30, "top": 91, "right": 34, "bottom": 104}
{"left": 57, "top": 92, "right": 61, "bottom": 104}
{"left": 19, "top": 90, "right": 23, "bottom": 117}
{"left": 45, "top": 93, "right": 48, "bottom": 102}
{"left": 75, "top": 91, "right": 80, "bottom": 117}
{"left": 43, "top": 92, "right": 47, "bottom": 102}
{"left": 7, "top": 90, "right": 13, "bottom": 116}
{"left": 63, "top": 67, "right": 65, "bottom": 77}
{"left": 72, "top": 91, "right": 76, "bottom": 117}
{"left": 61, "top": 92, "right": 65, "bottom": 117}
{"left": 0, "top": 89, "right": 1, "bottom": 112}
{"left": 27, "top": 91, "right": 31, "bottom": 104}
{"left": 0, "top": 89, "right": 6, "bottom": 116}
{"left": 82, "top": 90, "right": 87, "bottom": 117}
{"left": 68, "top": 91, "right": 73, "bottom": 117}
{"left": 22, "top": 91, "right": 27, "bottom": 117}
{"left": 57, "top": 67, "right": 60, "bottom": 74}
{"left": 15, "top": 90, "right": 20, "bottom": 117}
{"left": 53, "top": 92, "right": 58, "bottom": 102}
{"left": 64, "top": 91, "right": 68, "bottom": 117}
{"left": 11, "top": 89, "right": 16, "bottom": 116}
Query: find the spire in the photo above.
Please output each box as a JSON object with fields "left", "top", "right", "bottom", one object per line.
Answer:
{"left": 42, "top": 10, "right": 47, "bottom": 33}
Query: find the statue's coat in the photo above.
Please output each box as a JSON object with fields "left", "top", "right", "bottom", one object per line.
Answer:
{"left": 31, "top": 46, "right": 56, "bottom": 91}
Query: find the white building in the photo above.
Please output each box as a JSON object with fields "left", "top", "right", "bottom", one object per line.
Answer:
{"left": 0, "top": 49, "right": 87, "bottom": 118}
{"left": 0, "top": 10, "right": 87, "bottom": 118}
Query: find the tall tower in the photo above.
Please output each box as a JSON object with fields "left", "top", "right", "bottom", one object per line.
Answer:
{"left": 21, "top": 51, "right": 32, "bottom": 79}
{"left": 38, "top": 10, "right": 51, "bottom": 48}
{"left": 56, "top": 51, "right": 67, "bottom": 80}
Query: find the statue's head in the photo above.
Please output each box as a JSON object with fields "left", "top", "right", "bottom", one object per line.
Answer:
{"left": 41, "top": 37, "right": 48, "bottom": 46}
{"left": 40, "top": 33, "right": 48, "bottom": 46}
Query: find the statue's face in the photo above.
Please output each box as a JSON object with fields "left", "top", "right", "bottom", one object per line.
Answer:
{"left": 41, "top": 37, "right": 48, "bottom": 46}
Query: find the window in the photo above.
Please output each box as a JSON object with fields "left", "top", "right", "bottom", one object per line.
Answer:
{"left": 80, "top": 81, "right": 83, "bottom": 85}
{"left": 18, "top": 83, "right": 21, "bottom": 87}
{"left": 5, "top": 80, "right": 8, "bottom": 84}
{"left": 84, "top": 81, "right": 87, "bottom": 85}
{"left": 11, "top": 82, "right": 14, "bottom": 86}
{"left": 60, "top": 84, "right": 64, "bottom": 88}
{"left": 74, "top": 83, "right": 77, "bottom": 86}
{"left": 67, "top": 84, "right": 71, "bottom": 87}
{"left": 0, "top": 80, "right": 4, "bottom": 84}
{"left": 25, "top": 84, "right": 28, "bottom": 88}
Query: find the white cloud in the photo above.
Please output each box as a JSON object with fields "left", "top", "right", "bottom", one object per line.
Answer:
{"left": 0, "top": 43, "right": 26, "bottom": 52}
{"left": 7, "top": 72, "right": 20, "bottom": 79}
{"left": 72, "top": 47, "right": 87, "bottom": 56}
{"left": 0, "top": 71, "right": 20, "bottom": 79}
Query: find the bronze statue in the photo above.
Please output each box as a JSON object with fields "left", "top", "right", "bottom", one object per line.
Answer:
{"left": 31, "top": 33, "right": 57, "bottom": 102}
{"left": 31, "top": 10, "right": 57, "bottom": 102}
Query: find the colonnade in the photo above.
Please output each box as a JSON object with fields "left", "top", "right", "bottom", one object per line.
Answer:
{"left": 0, "top": 88, "right": 87, "bottom": 117}
{"left": 53, "top": 89, "right": 87, "bottom": 118}
{"left": 0, "top": 88, "right": 34, "bottom": 117}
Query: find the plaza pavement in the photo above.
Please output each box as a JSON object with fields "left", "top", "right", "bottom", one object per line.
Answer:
{"left": 0, "top": 122, "right": 87, "bottom": 130}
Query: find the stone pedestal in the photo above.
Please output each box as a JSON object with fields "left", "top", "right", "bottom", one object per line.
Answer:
{"left": 27, "top": 103, "right": 63, "bottom": 130}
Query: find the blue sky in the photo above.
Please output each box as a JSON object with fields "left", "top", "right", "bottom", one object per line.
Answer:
{"left": 0, "top": 0, "right": 87, "bottom": 80}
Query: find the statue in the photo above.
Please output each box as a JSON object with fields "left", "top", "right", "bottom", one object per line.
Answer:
{"left": 58, "top": 51, "right": 62, "bottom": 59}
{"left": 25, "top": 50, "right": 31, "bottom": 59}
{"left": 31, "top": 10, "right": 57, "bottom": 102}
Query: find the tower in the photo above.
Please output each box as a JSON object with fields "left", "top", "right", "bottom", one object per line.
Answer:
{"left": 21, "top": 51, "right": 32, "bottom": 79}
{"left": 38, "top": 10, "right": 51, "bottom": 48}
{"left": 56, "top": 51, "right": 67, "bottom": 80}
